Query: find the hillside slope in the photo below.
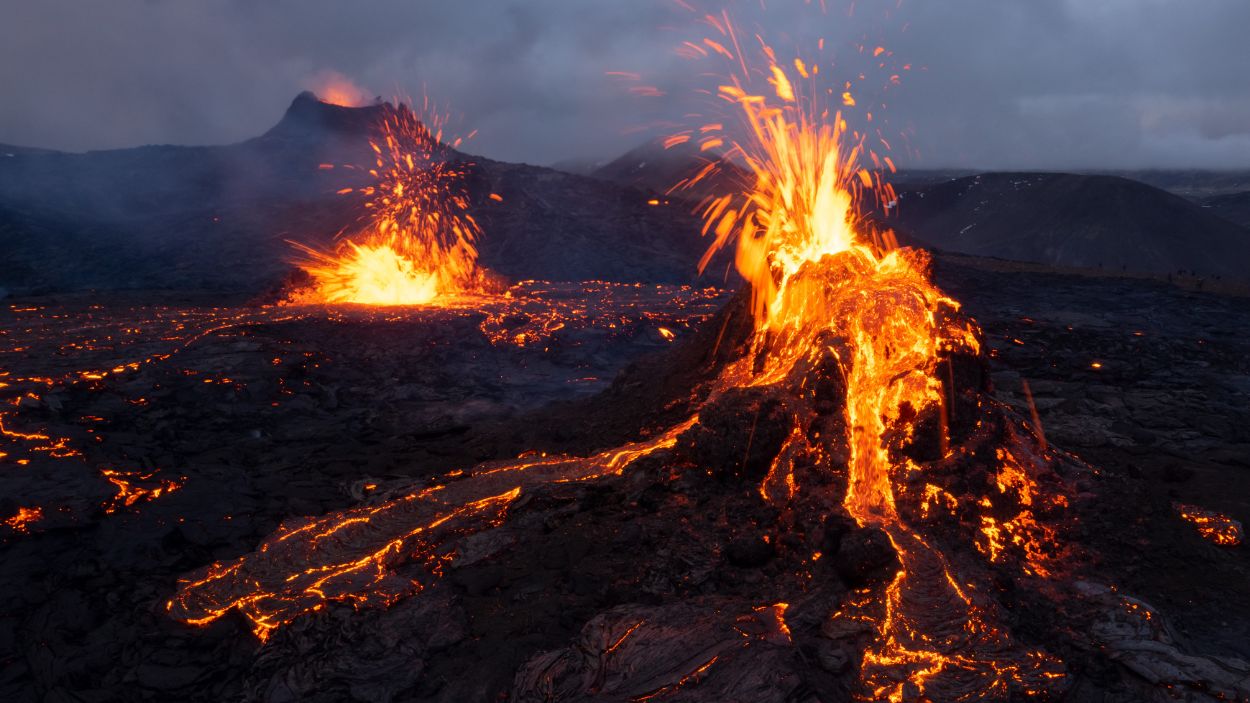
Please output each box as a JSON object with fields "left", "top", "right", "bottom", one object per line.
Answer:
{"left": 1201, "top": 191, "right": 1250, "bottom": 229}
{"left": 888, "top": 172, "right": 1250, "bottom": 279}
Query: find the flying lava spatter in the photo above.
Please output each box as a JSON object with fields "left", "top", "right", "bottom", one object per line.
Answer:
{"left": 677, "top": 12, "right": 1065, "bottom": 698}
{"left": 291, "top": 99, "right": 489, "bottom": 306}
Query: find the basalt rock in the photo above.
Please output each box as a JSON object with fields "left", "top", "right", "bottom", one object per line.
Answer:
{"left": 831, "top": 525, "right": 900, "bottom": 588}
{"left": 674, "top": 386, "right": 793, "bottom": 481}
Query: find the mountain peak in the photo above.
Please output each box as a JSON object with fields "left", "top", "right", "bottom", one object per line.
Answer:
{"left": 261, "top": 92, "right": 398, "bottom": 142}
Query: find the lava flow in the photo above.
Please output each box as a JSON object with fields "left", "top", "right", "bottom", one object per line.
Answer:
{"left": 168, "top": 420, "right": 696, "bottom": 641}
{"left": 290, "top": 99, "right": 491, "bottom": 306}
{"left": 0, "top": 301, "right": 295, "bottom": 532}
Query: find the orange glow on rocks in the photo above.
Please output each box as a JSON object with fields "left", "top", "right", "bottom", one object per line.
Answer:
{"left": 156, "top": 10, "right": 1192, "bottom": 702}
{"left": 1176, "top": 503, "right": 1243, "bottom": 546}
{"left": 3, "top": 506, "right": 43, "bottom": 533}
{"left": 167, "top": 420, "right": 694, "bottom": 639}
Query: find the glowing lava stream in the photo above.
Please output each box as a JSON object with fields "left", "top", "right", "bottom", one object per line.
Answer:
{"left": 290, "top": 100, "right": 487, "bottom": 306}
{"left": 166, "top": 418, "right": 696, "bottom": 641}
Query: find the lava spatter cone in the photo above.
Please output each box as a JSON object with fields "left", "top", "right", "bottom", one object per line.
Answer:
{"left": 286, "top": 99, "right": 501, "bottom": 307}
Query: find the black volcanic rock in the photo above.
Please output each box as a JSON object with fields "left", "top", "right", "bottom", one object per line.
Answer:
{"left": 726, "top": 534, "right": 776, "bottom": 568}
{"left": 3, "top": 258, "right": 1250, "bottom": 701}
{"left": 832, "top": 526, "right": 899, "bottom": 588}
{"left": 259, "top": 91, "right": 390, "bottom": 143}
{"left": 887, "top": 172, "right": 1250, "bottom": 280}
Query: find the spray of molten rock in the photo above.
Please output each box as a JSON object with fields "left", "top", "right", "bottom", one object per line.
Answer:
{"left": 166, "top": 37, "right": 1249, "bottom": 703}
{"left": 290, "top": 101, "right": 496, "bottom": 305}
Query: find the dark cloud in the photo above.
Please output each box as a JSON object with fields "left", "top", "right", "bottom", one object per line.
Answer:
{"left": 2, "top": 0, "right": 1247, "bottom": 169}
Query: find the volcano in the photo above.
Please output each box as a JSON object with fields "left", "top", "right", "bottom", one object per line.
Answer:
{"left": 0, "top": 93, "right": 717, "bottom": 295}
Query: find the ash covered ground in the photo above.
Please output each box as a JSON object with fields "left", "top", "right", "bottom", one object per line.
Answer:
{"left": 1, "top": 256, "right": 1247, "bottom": 702}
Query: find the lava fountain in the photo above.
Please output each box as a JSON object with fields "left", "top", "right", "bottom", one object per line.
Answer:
{"left": 680, "top": 25, "right": 1066, "bottom": 698}
{"left": 291, "top": 100, "right": 488, "bottom": 306}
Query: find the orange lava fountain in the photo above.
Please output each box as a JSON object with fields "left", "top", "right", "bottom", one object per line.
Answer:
{"left": 683, "top": 20, "right": 1065, "bottom": 700}
{"left": 291, "top": 102, "right": 484, "bottom": 306}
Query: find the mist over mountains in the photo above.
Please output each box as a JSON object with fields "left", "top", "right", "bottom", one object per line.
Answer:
{"left": 585, "top": 143, "right": 1250, "bottom": 282}
{"left": 1, "top": 92, "right": 1248, "bottom": 295}
{"left": 0, "top": 94, "right": 713, "bottom": 294}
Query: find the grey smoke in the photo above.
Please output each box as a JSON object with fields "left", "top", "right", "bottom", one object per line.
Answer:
{"left": 2, "top": 0, "right": 1247, "bottom": 169}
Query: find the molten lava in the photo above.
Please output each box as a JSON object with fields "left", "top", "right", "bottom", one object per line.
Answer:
{"left": 292, "top": 103, "right": 487, "bottom": 306}
{"left": 684, "top": 34, "right": 1064, "bottom": 698}
{"left": 295, "top": 241, "right": 442, "bottom": 306}
{"left": 3, "top": 506, "right": 42, "bottom": 533}
{"left": 1176, "top": 503, "right": 1244, "bottom": 546}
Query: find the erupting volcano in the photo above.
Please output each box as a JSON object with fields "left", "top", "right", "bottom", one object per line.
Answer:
{"left": 291, "top": 99, "right": 492, "bottom": 306}
{"left": 159, "top": 14, "right": 1250, "bottom": 703}
{"left": 4, "top": 4, "right": 1248, "bottom": 703}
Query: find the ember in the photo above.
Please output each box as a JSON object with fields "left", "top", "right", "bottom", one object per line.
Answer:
{"left": 2, "top": 506, "right": 42, "bottom": 533}
{"left": 1176, "top": 503, "right": 1244, "bottom": 546}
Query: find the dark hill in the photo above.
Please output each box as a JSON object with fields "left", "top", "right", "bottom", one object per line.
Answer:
{"left": 590, "top": 137, "right": 747, "bottom": 202}
{"left": 0, "top": 143, "right": 56, "bottom": 157}
{"left": 1201, "top": 191, "right": 1250, "bottom": 229}
{"left": 0, "top": 93, "right": 714, "bottom": 294}
{"left": 888, "top": 172, "right": 1250, "bottom": 280}
{"left": 259, "top": 91, "right": 392, "bottom": 142}
{"left": 1103, "top": 169, "right": 1250, "bottom": 198}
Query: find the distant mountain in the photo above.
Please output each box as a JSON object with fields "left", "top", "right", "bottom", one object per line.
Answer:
{"left": 0, "top": 93, "right": 715, "bottom": 293}
{"left": 887, "top": 173, "right": 1250, "bottom": 279}
{"left": 547, "top": 156, "right": 607, "bottom": 177}
{"left": 0, "top": 143, "right": 56, "bottom": 157}
{"left": 1098, "top": 170, "right": 1250, "bottom": 198}
{"left": 1200, "top": 191, "right": 1250, "bottom": 229}
{"left": 889, "top": 169, "right": 977, "bottom": 189}
{"left": 590, "top": 137, "right": 748, "bottom": 202}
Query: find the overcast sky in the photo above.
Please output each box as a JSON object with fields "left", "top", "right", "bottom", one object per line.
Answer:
{"left": 2, "top": 0, "right": 1248, "bottom": 169}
